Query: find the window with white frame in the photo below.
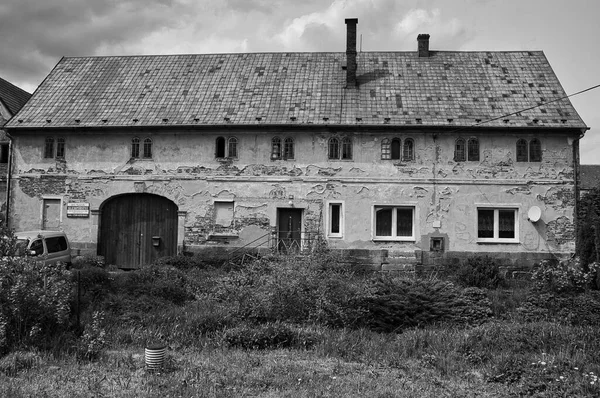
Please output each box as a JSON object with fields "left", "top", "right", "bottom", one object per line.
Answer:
{"left": 327, "top": 202, "right": 344, "bottom": 238}
{"left": 477, "top": 206, "right": 519, "bottom": 243}
{"left": 373, "top": 205, "right": 415, "bottom": 241}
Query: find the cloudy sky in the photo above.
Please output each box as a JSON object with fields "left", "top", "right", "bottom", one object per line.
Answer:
{"left": 1, "top": 0, "right": 598, "bottom": 163}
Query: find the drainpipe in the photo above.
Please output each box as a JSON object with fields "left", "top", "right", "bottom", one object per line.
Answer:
{"left": 4, "top": 131, "right": 12, "bottom": 228}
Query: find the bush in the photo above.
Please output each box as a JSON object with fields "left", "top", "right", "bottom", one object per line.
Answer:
{"left": 71, "top": 254, "right": 106, "bottom": 269}
{"left": 0, "top": 258, "right": 73, "bottom": 353}
{"left": 532, "top": 257, "right": 599, "bottom": 294}
{"left": 362, "top": 276, "right": 490, "bottom": 332}
{"left": 210, "top": 256, "right": 369, "bottom": 327}
{"left": 117, "top": 265, "right": 195, "bottom": 305}
{"left": 223, "top": 322, "right": 321, "bottom": 350}
{"left": 454, "top": 256, "right": 504, "bottom": 289}
{"left": 153, "top": 254, "right": 210, "bottom": 270}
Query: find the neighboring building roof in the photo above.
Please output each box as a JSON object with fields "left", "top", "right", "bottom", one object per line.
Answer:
{"left": 0, "top": 77, "right": 31, "bottom": 116}
{"left": 580, "top": 165, "right": 600, "bottom": 191}
{"left": 6, "top": 50, "right": 587, "bottom": 129}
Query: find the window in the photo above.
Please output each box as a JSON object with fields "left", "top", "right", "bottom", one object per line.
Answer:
{"left": 455, "top": 137, "right": 479, "bottom": 161}
{"left": 516, "top": 139, "right": 542, "bottom": 162}
{"left": 216, "top": 136, "right": 238, "bottom": 158}
{"left": 328, "top": 138, "right": 339, "bottom": 159}
{"left": 131, "top": 138, "right": 140, "bottom": 158}
{"left": 30, "top": 239, "right": 44, "bottom": 256}
{"left": 214, "top": 201, "right": 234, "bottom": 227}
{"left": 381, "top": 138, "right": 390, "bottom": 159}
{"left": 44, "top": 137, "right": 55, "bottom": 158}
{"left": 0, "top": 143, "right": 8, "bottom": 164}
{"left": 454, "top": 138, "right": 466, "bottom": 162}
{"left": 56, "top": 138, "right": 65, "bottom": 158}
{"left": 477, "top": 207, "right": 519, "bottom": 243}
{"left": 271, "top": 136, "right": 294, "bottom": 160}
{"left": 467, "top": 138, "right": 479, "bottom": 161}
{"left": 373, "top": 205, "right": 415, "bottom": 241}
{"left": 143, "top": 138, "right": 153, "bottom": 158}
{"left": 228, "top": 137, "right": 238, "bottom": 159}
{"left": 516, "top": 139, "right": 528, "bottom": 162}
{"left": 328, "top": 136, "right": 352, "bottom": 160}
{"left": 341, "top": 137, "right": 352, "bottom": 160}
{"left": 43, "top": 137, "right": 66, "bottom": 159}
{"left": 46, "top": 236, "right": 68, "bottom": 253}
{"left": 327, "top": 202, "right": 344, "bottom": 238}
{"left": 403, "top": 138, "right": 414, "bottom": 161}
{"left": 391, "top": 138, "right": 401, "bottom": 160}
{"left": 271, "top": 137, "right": 282, "bottom": 159}
{"left": 529, "top": 139, "right": 542, "bottom": 162}
{"left": 283, "top": 137, "right": 294, "bottom": 159}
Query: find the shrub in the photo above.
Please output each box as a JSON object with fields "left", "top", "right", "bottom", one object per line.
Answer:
{"left": 210, "top": 256, "right": 369, "bottom": 327}
{"left": 362, "top": 276, "right": 486, "bottom": 332}
{"left": 153, "top": 254, "right": 210, "bottom": 270}
{"left": 0, "top": 351, "right": 44, "bottom": 376}
{"left": 77, "top": 311, "right": 107, "bottom": 360}
{"left": 454, "top": 255, "right": 504, "bottom": 289}
{"left": 117, "top": 265, "right": 195, "bottom": 305}
{"left": 532, "top": 257, "right": 598, "bottom": 294}
{"left": 71, "top": 254, "right": 106, "bottom": 269}
{"left": 223, "top": 322, "right": 321, "bottom": 350}
{"left": 0, "top": 258, "right": 73, "bottom": 353}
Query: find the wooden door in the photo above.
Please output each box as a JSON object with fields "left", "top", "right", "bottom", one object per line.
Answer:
{"left": 100, "top": 194, "right": 177, "bottom": 268}
{"left": 43, "top": 199, "right": 61, "bottom": 230}
{"left": 277, "top": 208, "right": 302, "bottom": 253}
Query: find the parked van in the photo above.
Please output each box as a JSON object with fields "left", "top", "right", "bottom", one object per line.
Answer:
{"left": 14, "top": 230, "right": 72, "bottom": 267}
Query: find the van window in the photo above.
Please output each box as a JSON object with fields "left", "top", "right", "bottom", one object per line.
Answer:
{"left": 46, "top": 236, "right": 68, "bottom": 253}
{"left": 30, "top": 239, "right": 44, "bottom": 255}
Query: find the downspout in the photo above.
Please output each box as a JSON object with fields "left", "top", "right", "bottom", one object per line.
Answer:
{"left": 5, "top": 130, "right": 12, "bottom": 228}
{"left": 573, "top": 128, "right": 587, "bottom": 254}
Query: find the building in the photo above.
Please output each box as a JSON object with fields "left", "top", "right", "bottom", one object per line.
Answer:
{"left": 4, "top": 19, "right": 588, "bottom": 269}
{"left": 0, "top": 77, "right": 31, "bottom": 222}
{"left": 579, "top": 165, "right": 600, "bottom": 197}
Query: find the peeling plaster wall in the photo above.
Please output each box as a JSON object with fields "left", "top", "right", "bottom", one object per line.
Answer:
{"left": 8, "top": 128, "right": 578, "bottom": 266}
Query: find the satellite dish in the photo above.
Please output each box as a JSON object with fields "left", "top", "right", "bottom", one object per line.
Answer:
{"left": 528, "top": 206, "right": 542, "bottom": 223}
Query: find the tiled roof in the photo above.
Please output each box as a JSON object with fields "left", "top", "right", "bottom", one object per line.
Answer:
{"left": 6, "top": 51, "right": 587, "bottom": 129}
{"left": 0, "top": 77, "right": 31, "bottom": 116}
{"left": 580, "top": 165, "right": 600, "bottom": 191}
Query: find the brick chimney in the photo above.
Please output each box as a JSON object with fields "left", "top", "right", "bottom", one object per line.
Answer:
{"left": 417, "top": 34, "right": 430, "bottom": 57}
{"left": 345, "top": 18, "right": 358, "bottom": 87}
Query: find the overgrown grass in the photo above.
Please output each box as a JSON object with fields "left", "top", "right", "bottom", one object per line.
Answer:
{"left": 2, "top": 253, "right": 600, "bottom": 397}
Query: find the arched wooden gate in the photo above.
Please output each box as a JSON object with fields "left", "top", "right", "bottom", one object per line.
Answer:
{"left": 99, "top": 193, "right": 177, "bottom": 267}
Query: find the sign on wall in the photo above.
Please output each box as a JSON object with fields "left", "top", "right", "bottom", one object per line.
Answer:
{"left": 67, "top": 202, "right": 90, "bottom": 218}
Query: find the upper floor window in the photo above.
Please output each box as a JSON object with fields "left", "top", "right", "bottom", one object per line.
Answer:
{"left": 143, "top": 138, "right": 153, "bottom": 158}
{"left": 328, "top": 138, "right": 339, "bottom": 160}
{"left": 454, "top": 137, "right": 479, "bottom": 161}
{"left": 44, "top": 136, "right": 65, "bottom": 159}
{"left": 341, "top": 137, "right": 352, "bottom": 160}
{"left": 467, "top": 138, "right": 479, "bottom": 161}
{"left": 271, "top": 136, "right": 294, "bottom": 160}
{"left": 529, "top": 139, "right": 542, "bottom": 162}
{"left": 131, "top": 138, "right": 140, "bottom": 158}
{"left": 216, "top": 136, "right": 238, "bottom": 159}
{"left": 391, "top": 138, "right": 401, "bottom": 160}
{"left": 328, "top": 136, "right": 352, "bottom": 160}
{"left": 515, "top": 139, "right": 542, "bottom": 162}
{"left": 131, "top": 137, "right": 152, "bottom": 159}
{"left": 516, "top": 139, "right": 528, "bottom": 162}
{"left": 403, "top": 138, "right": 414, "bottom": 161}
{"left": 381, "top": 138, "right": 390, "bottom": 159}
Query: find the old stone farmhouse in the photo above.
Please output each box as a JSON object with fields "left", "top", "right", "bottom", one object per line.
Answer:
{"left": 4, "top": 19, "right": 588, "bottom": 268}
{"left": 0, "top": 77, "right": 31, "bottom": 222}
